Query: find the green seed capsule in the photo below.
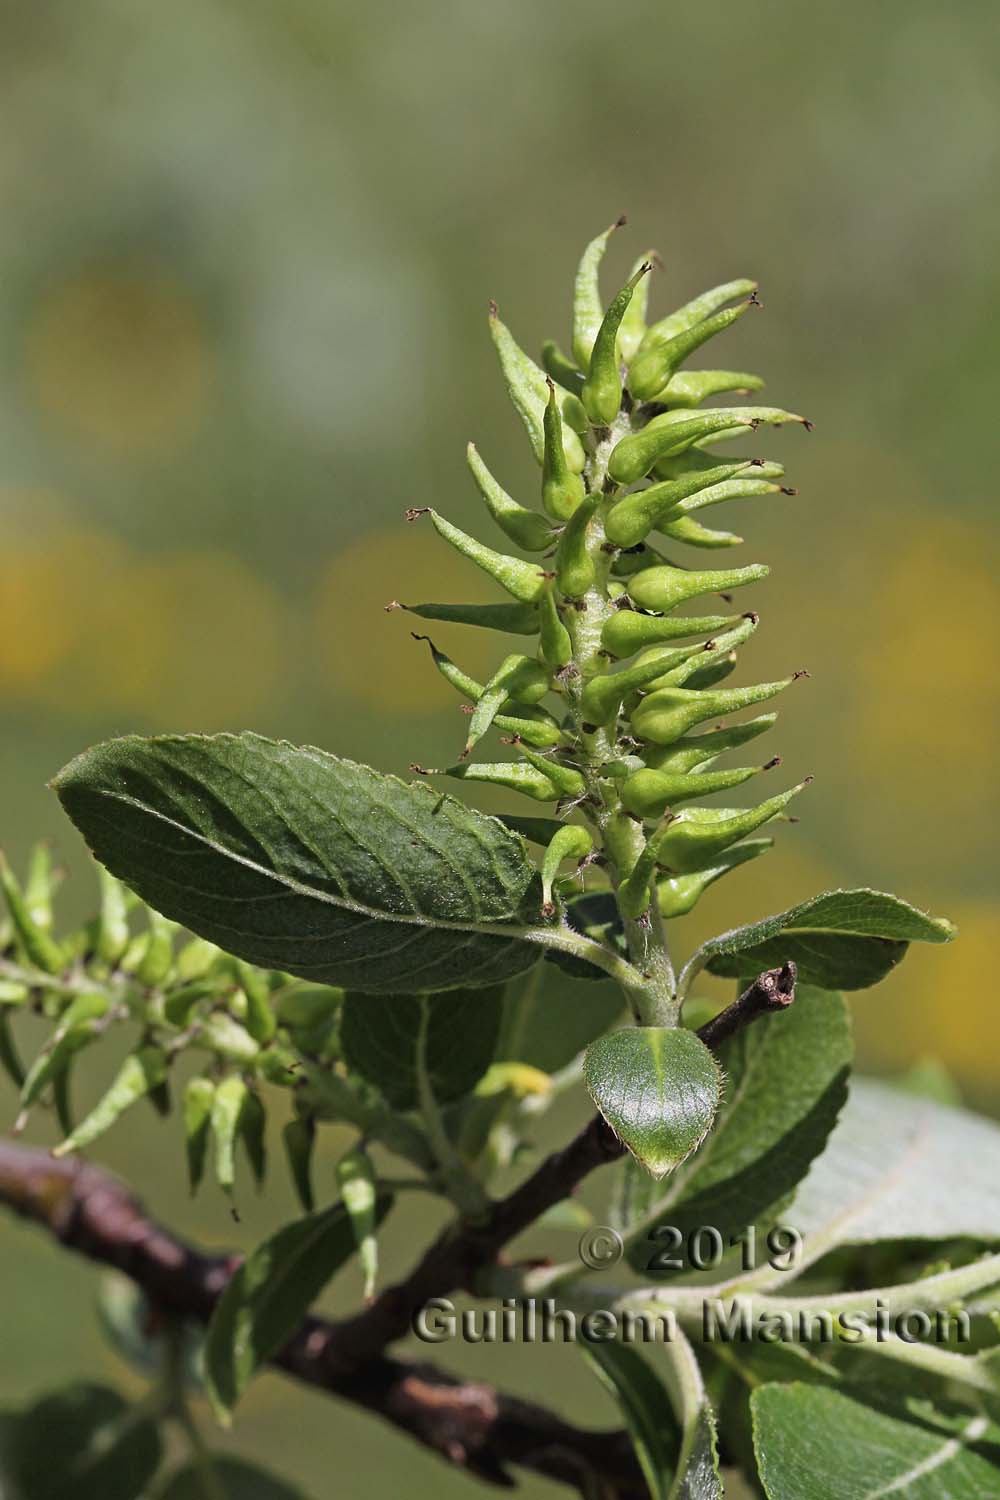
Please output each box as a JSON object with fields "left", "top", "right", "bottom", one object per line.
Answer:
{"left": 602, "top": 810, "right": 646, "bottom": 879}
{"left": 605, "top": 461, "right": 754, "bottom": 548}
{"left": 337, "top": 1145, "right": 379, "bottom": 1302}
{"left": 176, "top": 937, "right": 224, "bottom": 981}
{"left": 542, "top": 381, "right": 586, "bottom": 519}
{"left": 0, "top": 854, "right": 64, "bottom": 976}
{"left": 0, "top": 1011, "right": 24, "bottom": 1088}
{"left": 211, "top": 1075, "right": 248, "bottom": 1198}
{"left": 163, "top": 978, "right": 216, "bottom": 1028}
{"left": 651, "top": 782, "right": 810, "bottom": 874}
{"left": 645, "top": 713, "right": 777, "bottom": 773}
{"left": 554, "top": 493, "right": 601, "bottom": 599}
{"left": 572, "top": 216, "right": 625, "bottom": 369}
{"left": 609, "top": 407, "right": 808, "bottom": 485}
{"left": 580, "top": 642, "right": 708, "bottom": 728}
{"left": 668, "top": 477, "right": 790, "bottom": 522}
{"left": 637, "top": 614, "right": 759, "bottom": 692}
{"left": 24, "top": 844, "right": 59, "bottom": 932}
{"left": 52, "top": 1045, "right": 168, "bottom": 1157}
{"left": 677, "top": 649, "right": 740, "bottom": 688}
{"left": 653, "top": 450, "right": 784, "bottom": 482}
{"left": 601, "top": 608, "right": 738, "bottom": 658}
{"left": 621, "top": 765, "right": 760, "bottom": 819}
{"left": 52, "top": 1064, "right": 74, "bottom": 1136}
{"left": 20, "top": 992, "right": 110, "bottom": 1111}
{"left": 618, "top": 250, "right": 657, "bottom": 361}
{"left": 540, "top": 825, "right": 594, "bottom": 913}
{"left": 631, "top": 677, "right": 796, "bottom": 745}
{"left": 581, "top": 263, "right": 651, "bottom": 426}
{"left": 628, "top": 302, "right": 752, "bottom": 402}
{"left": 283, "top": 1114, "right": 316, "bottom": 1212}
{"left": 517, "top": 746, "right": 586, "bottom": 799}
{"left": 657, "top": 839, "right": 772, "bottom": 918}
{"left": 183, "top": 1076, "right": 216, "bottom": 1195}
{"left": 241, "top": 1089, "right": 267, "bottom": 1188}
{"left": 134, "top": 910, "right": 176, "bottom": 987}
{"left": 628, "top": 562, "right": 767, "bottom": 615}
{"left": 660, "top": 515, "right": 742, "bottom": 548}
{"left": 616, "top": 835, "right": 662, "bottom": 920}
{"left": 413, "top": 637, "right": 564, "bottom": 749}
{"left": 609, "top": 542, "right": 667, "bottom": 579}
{"left": 432, "top": 760, "right": 562, "bottom": 802}
{"left": 423, "top": 510, "right": 547, "bottom": 603}
{"left": 538, "top": 579, "right": 573, "bottom": 669}
{"left": 95, "top": 866, "right": 130, "bottom": 965}
{"left": 464, "top": 654, "right": 552, "bottom": 755}
{"left": 466, "top": 443, "right": 556, "bottom": 552}
{"left": 275, "top": 985, "right": 343, "bottom": 1030}
{"left": 541, "top": 338, "right": 585, "bottom": 396}
{"left": 200, "top": 1013, "right": 260, "bottom": 1065}
{"left": 390, "top": 598, "right": 539, "bottom": 634}
{"left": 237, "top": 961, "right": 277, "bottom": 1046}
{"left": 655, "top": 370, "right": 765, "bottom": 408}
{"left": 489, "top": 304, "right": 586, "bottom": 472}
{"left": 638, "top": 277, "right": 758, "bottom": 353}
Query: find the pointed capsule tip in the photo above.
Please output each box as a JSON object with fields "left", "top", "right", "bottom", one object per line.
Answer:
{"left": 614, "top": 213, "right": 628, "bottom": 228}
{"left": 409, "top": 764, "right": 433, "bottom": 776}
{"left": 404, "top": 507, "right": 430, "bottom": 522}
{"left": 763, "top": 756, "right": 782, "bottom": 771}
{"left": 792, "top": 668, "right": 812, "bottom": 681}
{"left": 488, "top": 299, "right": 499, "bottom": 319}
{"left": 384, "top": 600, "right": 401, "bottom": 613}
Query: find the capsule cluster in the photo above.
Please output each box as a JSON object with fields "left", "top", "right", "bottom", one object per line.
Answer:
{"left": 397, "top": 220, "right": 812, "bottom": 926}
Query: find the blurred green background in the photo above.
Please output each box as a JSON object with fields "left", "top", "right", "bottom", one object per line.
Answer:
{"left": 1, "top": 0, "right": 998, "bottom": 1495}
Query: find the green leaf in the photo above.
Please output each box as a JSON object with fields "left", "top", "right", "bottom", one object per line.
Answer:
{"left": 621, "top": 987, "right": 851, "bottom": 1267}
{"left": 155, "top": 1456, "right": 312, "bottom": 1499}
{"left": 582, "top": 1342, "right": 680, "bottom": 1500}
{"left": 659, "top": 1329, "right": 724, "bottom": 1500}
{"left": 4, "top": 1382, "right": 162, "bottom": 1500}
{"left": 53, "top": 733, "right": 546, "bottom": 993}
{"left": 694, "top": 888, "right": 955, "bottom": 991}
{"left": 751, "top": 1383, "right": 1000, "bottom": 1498}
{"left": 339, "top": 986, "right": 505, "bottom": 1109}
{"left": 785, "top": 1076, "right": 1000, "bottom": 1262}
{"left": 500, "top": 963, "right": 623, "bottom": 1074}
{"left": 204, "top": 1198, "right": 392, "bottom": 1422}
{"left": 584, "top": 1027, "right": 721, "bottom": 1179}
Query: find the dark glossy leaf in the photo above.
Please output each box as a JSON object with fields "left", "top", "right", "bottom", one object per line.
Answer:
{"left": 5, "top": 1382, "right": 161, "bottom": 1500}
{"left": 156, "top": 1456, "right": 312, "bottom": 1499}
{"left": 622, "top": 987, "right": 851, "bottom": 1267}
{"left": 339, "top": 986, "right": 505, "bottom": 1108}
{"left": 53, "top": 733, "right": 545, "bottom": 993}
{"left": 751, "top": 1383, "right": 1000, "bottom": 1499}
{"left": 204, "top": 1198, "right": 392, "bottom": 1422}
{"left": 698, "top": 888, "right": 955, "bottom": 990}
{"left": 582, "top": 1342, "right": 680, "bottom": 1499}
{"left": 584, "top": 1027, "right": 721, "bottom": 1178}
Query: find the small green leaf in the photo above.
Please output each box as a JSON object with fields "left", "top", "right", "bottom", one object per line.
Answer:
{"left": 751, "top": 1383, "right": 1000, "bottom": 1499}
{"left": 582, "top": 1342, "right": 680, "bottom": 1499}
{"left": 5, "top": 1382, "right": 162, "bottom": 1500}
{"left": 204, "top": 1198, "right": 392, "bottom": 1422}
{"left": 339, "top": 986, "right": 505, "bottom": 1109}
{"left": 52, "top": 733, "right": 546, "bottom": 994}
{"left": 584, "top": 1027, "right": 721, "bottom": 1178}
{"left": 695, "top": 888, "right": 955, "bottom": 991}
{"left": 155, "top": 1456, "right": 312, "bottom": 1499}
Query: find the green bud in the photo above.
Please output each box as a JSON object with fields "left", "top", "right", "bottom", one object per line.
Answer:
{"left": 542, "top": 381, "right": 586, "bottom": 519}
{"left": 517, "top": 746, "right": 586, "bottom": 800}
{"left": 628, "top": 561, "right": 768, "bottom": 615}
{"left": 538, "top": 579, "right": 573, "bottom": 669}
{"left": 337, "top": 1145, "right": 379, "bottom": 1302}
{"left": 183, "top": 1076, "right": 216, "bottom": 1195}
{"left": 418, "top": 509, "right": 547, "bottom": 603}
{"left": 605, "top": 460, "right": 755, "bottom": 548}
{"left": 554, "top": 493, "right": 601, "bottom": 599}
{"left": 581, "top": 263, "right": 651, "bottom": 426}
{"left": 601, "top": 608, "right": 738, "bottom": 658}
{"left": 388, "top": 598, "right": 539, "bottom": 634}
{"left": 651, "top": 782, "right": 811, "bottom": 873}
{"left": 572, "top": 216, "right": 625, "bottom": 369}
{"left": 631, "top": 676, "right": 797, "bottom": 745}
{"left": 428, "top": 760, "right": 562, "bottom": 802}
{"left": 620, "top": 765, "right": 761, "bottom": 819}
{"left": 466, "top": 442, "right": 556, "bottom": 552}
{"left": 645, "top": 713, "right": 777, "bottom": 773}
{"left": 464, "top": 654, "right": 552, "bottom": 755}
{"left": 659, "top": 515, "right": 742, "bottom": 548}
{"left": 580, "top": 642, "right": 709, "bottom": 728}
{"left": 618, "top": 250, "right": 657, "bottom": 361}
{"left": 541, "top": 338, "right": 585, "bottom": 396}
{"left": 283, "top": 1114, "right": 316, "bottom": 1212}
{"left": 608, "top": 407, "right": 809, "bottom": 485}
{"left": 0, "top": 854, "right": 65, "bottom": 976}
{"left": 656, "top": 839, "right": 772, "bottom": 918}
{"left": 628, "top": 301, "right": 753, "bottom": 402}
{"left": 52, "top": 1045, "right": 168, "bottom": 1157}
{"left": 489, "top": 303, "right": 586, "bottom": 472}
{"left": 540, "top": 825, "right": 594, "bottom": 914}
{"left": 655, "top": 370, "right": 766, "bottom": 408}
{"left": 639, "top": 277, "right": 758, "bottom": 352}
